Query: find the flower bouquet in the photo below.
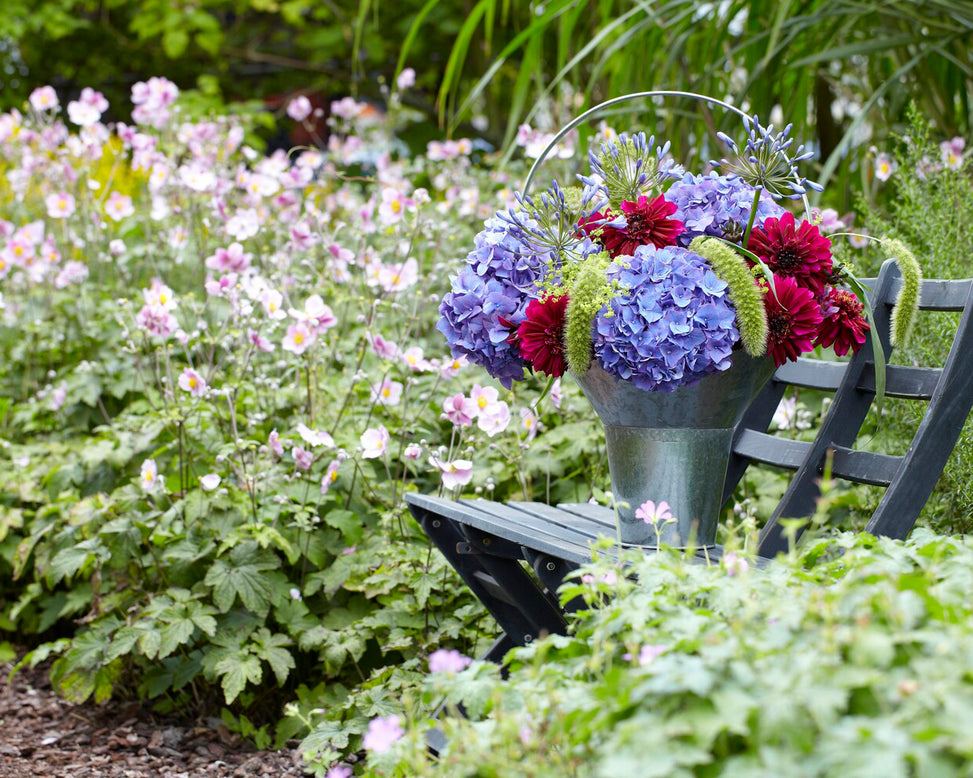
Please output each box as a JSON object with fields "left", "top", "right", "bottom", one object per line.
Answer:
{"left": 438, "top": 92, "right": 920, "bottom": 546}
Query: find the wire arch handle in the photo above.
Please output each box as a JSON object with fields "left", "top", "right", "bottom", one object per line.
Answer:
{"left": 521, "top": 89, "right": 812, "bottom": 216}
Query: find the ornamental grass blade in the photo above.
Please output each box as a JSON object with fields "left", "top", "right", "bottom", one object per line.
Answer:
{"left": 845, "top": 274, "right": 887, "bottom": 416}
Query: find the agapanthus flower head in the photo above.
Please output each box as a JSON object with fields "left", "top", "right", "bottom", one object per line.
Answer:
{"left": 500, "top": 180, "right": 604, "bottom": 262}
{"left": 714, "top": 115, "right": 821, "bottom": 200}
{"left": 584, "top": 132, "right": 681, "bottom": 206}
{"left": 594, "top": 245, "right": 740, "bottom": 391}
{"left": 815, "top": 287, "right": 870, "bottom": 356}
{"left": 748, "top": 212, "right": 833, "bottom": 294}
{"left": 763, "top": 274, "right": 824, "bottom": 366}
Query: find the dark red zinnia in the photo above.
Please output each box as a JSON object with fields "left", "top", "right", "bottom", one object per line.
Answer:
{"left": 764, "top": 275, "right": 824, "bottom": 366}
{"left": 748, "top": 212, "right": 833, "bottom": 294}
{"left": 515, "top": 295, "right": 569, "bottom": 377}
{"left": 815, "top": 287, "right": 870, "bottom": 356}
{"left": 595, "top": 194, "right": 683, "bottom": 258}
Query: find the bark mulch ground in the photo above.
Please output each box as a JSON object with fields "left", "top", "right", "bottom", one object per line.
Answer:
{"left": 0, "top": 658, "right": 313, "bottom": 777}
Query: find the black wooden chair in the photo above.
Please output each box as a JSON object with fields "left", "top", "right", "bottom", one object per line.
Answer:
{"left": 406, "top": 260, "right": 973, "bottom": 660}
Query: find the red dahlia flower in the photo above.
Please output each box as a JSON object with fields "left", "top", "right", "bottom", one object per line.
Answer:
{"left": 590, "top": 194, "right": 683, "bottom": 258}
{"left": 748, "top": 212, "right": 833, "bottom": 294}
{"left": 515, "top": 295, "right": 569, "bottom": 377}
{"left": 764, "top": 275, "right": 824, "bottom": 366}
{"left": 815, "top": 287, "right": 869, "bottom": 356}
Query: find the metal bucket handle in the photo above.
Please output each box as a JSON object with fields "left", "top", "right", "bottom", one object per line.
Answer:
{"left": 521, "top": 89, "right": 812, "bottom": 217}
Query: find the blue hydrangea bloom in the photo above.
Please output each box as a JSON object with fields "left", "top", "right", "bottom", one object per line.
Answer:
{"left": 665, "top": 172, "right": 784, "bottom": 247}
{"left": 593, "top": 245, "right": 740, "bottom": 392}
{"left": 438, "top": 214, "right": 550, "bottom": 388}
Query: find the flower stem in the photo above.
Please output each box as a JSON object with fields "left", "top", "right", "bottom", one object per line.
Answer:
{"left": 742, "top": 187, "right": 762, "bottom": 246}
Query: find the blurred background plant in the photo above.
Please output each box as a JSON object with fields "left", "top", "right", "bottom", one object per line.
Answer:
{"left": 2, "top": 0, "right": 971, "bottom": 205}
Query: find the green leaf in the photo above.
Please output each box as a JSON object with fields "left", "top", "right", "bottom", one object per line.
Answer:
{"left": 205, "top": 558, "right": 275, "bottom": 615}
{"left": 159, "top": 616, "right": 196, "bottom": 659}
{"left": 162, "top": 28, "right": 189, "bottom": 58}
{"left": 216, "top": 654, "right": 262, "bottom": 704}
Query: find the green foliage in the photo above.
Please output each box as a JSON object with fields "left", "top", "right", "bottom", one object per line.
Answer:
{"left": 853, "top": 114, "right": 973, "bottom": 533}
{"left": 690, "top": 237, "right": 768, "bottom": 357}
{"left": 377, "top": 530, "right": 973, "bottom": 776}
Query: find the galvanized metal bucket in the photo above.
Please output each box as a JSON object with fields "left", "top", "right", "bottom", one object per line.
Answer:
{"left": 573, "top": 352, "right": 775, "bottom": 548}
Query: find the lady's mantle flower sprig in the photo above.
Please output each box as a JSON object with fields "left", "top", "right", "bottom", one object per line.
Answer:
{"left": 582, "top": 132, "right": 683, "bottom": 207}
{"left": 714, "top": 116, "right": 821, "bottom": 201}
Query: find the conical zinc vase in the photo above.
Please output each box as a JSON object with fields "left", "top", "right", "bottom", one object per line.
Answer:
{"left": 573, "top": 352, "right": 776, "bottom": 548}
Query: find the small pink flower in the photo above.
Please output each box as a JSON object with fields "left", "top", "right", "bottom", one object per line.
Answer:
{"left": 140, "top": 459, "right": 160, "bottom": 492}
{"left": 325, "top": 765, "right": 352, "bottom": 778}
{"left": 635, "top": 500, "right": 675, "bottom": 527}
{"left": 367, "top": 332, "right": 400, "bottom": 360}
{"left": 470, "top": 384, "right": 500, "bottom": 416}
{"left": 549, "top": 377, "right": 563, "bottom": 408}
{"left": 287, "top": 95, "right": 313, "bottom": 122}
{"left": 200, "top": 473, "right": 221, "bottom": 491}
{"left": 403, "top": 443, "right": 421, "bottom": 460}
{"left": 439, "top": 355, "right": 468, "bottom": 378}
{"left": 396, "top": 68, "right": 416, "bottom": 90}
{"left": 29, "top": 86, "right": 59, "bottom": 112}
{"left": 442, "top": 394, "right": 477, "bottom": 427}
{"left": 428, "top": 649, "right": 471, "bottom": 674}
{"left": 377, "top": 187, "right": 414, "bottom": 225}
{"left": 45, "top": 192, "right": 75, "bottom": 219}
{"left": 282, "top": 323, "right": 316, "bottom": 355}
{"left": 249, "top": 329, "right": 275, "bottom": 352}
{"left": 320, "top": 460, "right": 341, "bottom": 495}
{"left": 104, "top": 192, "right": 135, "bottom": 222}
{"left": 478, "top": 402, "right": 511, "bottom": 437}
{"left": 297, "top": 423, "right": 335, "bottom": 448}
{"left": 874, "top": 152, "right": 896, "bottom": 182}
{"left": 292, "top": 446, "right": 314, "bottom": 471}
{"left": 371, "top": 377, "right": 403, "bottom": 406}
{"left": 429, "top": 456, "right": 473, "bottom": 489}
{"left": 291, "top": 294, "right": 337, "bottom": 334}
{"left": 519, "top": 407, "right": 538, "bottom": 440}
{"left": 401, "top": 346, "right": 432, "bottom": 371}
{"left": 177, "top": 368, "right": 207, "bottom": 397}
{"left": 362, "top": 715, "right": 403, "bottom": 754}
{"left": 637, "top": 644, "right": 667, "bottom": 666}
{"left": 49, "top": 383, "right": 67, "bottom": 411}
{"left": 723, "top": 551, "right": 749, "bottom": 577}
{"left": 268, "top": 429, "right": 284, "bottom": 457}
{"left": 361, "top": 426, "right": 389, "bottom": 459}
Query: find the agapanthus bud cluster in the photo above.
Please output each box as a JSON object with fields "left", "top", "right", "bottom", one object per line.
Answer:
{"left": 714, "top": 115, "right": 821, "bottom": 200}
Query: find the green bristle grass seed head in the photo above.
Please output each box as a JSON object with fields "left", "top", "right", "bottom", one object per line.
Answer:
{"left": 880, "top": 237, "right": 922, "bottom": 348}
{"left": 690, "top": 237, "right": 768, "bottom": 357}
{"left": 565, "top": 253, "right": 613, "bottom": 375}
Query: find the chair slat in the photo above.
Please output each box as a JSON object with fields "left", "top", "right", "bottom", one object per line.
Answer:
{"left": 857, "top": 365, "right": 942, "bottom": 400}
{"left": 774, "top": 359, "right": 846, "bottom": 391}
{"left": 880, "top": 277, "right": 973, "bottom": 311}
{"left": 829, "top": 446, "right": 902, "bottom": 486}
{"left": 732, "top": 429, "right": 810, "bottom": 470}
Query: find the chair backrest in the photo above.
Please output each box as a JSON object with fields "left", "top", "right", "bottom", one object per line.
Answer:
{"left": 721, "top": 259, "right": 973, "bottom": 557}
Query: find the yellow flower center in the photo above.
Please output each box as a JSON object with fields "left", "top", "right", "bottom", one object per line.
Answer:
{"left": 13, "top": 246, "right": 23, "bottom": 257}
{"left": 477, "top": 397, "right": 487, "bottom": 409}
{"left": 382, "top": 388, "right": 391, "bottom": 397}
{"left": 188, "top": 377, "right": 197, "bottom": 389}
{"left": 330, "top": 470, "right": 337, "bottom": 482}
{"left": 293, "top": 332, "right": 304, "bottom": 344}
{"left": 391, "top": 200, "right": 401, "bottom": 213}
